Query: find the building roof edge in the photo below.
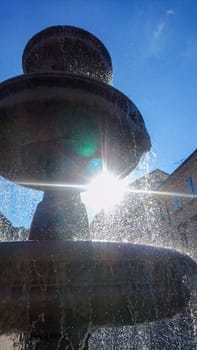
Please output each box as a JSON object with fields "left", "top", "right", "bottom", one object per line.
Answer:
{"left": 160, "top": 149, "right": 197, "bottom": 188}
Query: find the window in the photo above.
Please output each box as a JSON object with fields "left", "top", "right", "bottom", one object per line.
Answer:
{"left": 166, "top": 206, "right": 172, "bottom": 226}
{"left": 177, "top": 222, "right": 188, "bottom": 248}
{"left": 180, "top": 231, "right": 188, "bottom": 247}
{"left": 172, "top": 195, "right": 182, "bottom": 212}
{"left": 190, "top": 214, "right": 197, "bottom": 222}
{"left": 156, "top": 203, "right": 165, "bottom": 220}
{"left": 185, "top": 175, "right": 197, "bottom": 195}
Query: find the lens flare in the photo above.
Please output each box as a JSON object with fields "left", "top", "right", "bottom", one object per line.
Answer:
{"left": 82, "top": 170, "right": 129, "bottom": 212}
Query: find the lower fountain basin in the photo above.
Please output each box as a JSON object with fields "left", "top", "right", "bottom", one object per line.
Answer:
{"left": 0, "top": 73, "right": 150, "bottom": 189}
{"left": 0, "top": 240, "right": 195, "bottom": 334}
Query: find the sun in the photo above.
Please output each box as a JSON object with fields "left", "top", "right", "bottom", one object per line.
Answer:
{"left": 82, "top": 170, "right": 129, "bottom": 213}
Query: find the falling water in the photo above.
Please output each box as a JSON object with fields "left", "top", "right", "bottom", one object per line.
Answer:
{"left": 0, "top": 163, "right": 196, "bottom": 349}
{"left": 88, "top": 152, "right": 197, "bottom": 349}
{"left": 0, "top": 23, "right": 196, "bottom": 349}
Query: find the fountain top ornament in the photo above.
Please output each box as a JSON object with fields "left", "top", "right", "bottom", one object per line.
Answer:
{"left": 22, "top": 25, "right": 113, "bottom": 83}
{"left": 0, "top": 25, "right": 151, "bottom": 190}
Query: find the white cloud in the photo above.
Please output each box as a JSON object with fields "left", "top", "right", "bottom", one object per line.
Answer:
{"left": 154, "top": 22, "right": 165, "bottom": 39}
{"left": 166, "top": 9, "right": 175, "bottom": 15}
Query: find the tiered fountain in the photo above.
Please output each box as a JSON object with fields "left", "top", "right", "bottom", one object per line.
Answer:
{"left": 0, "top": 25, "right": 196, "bottom": 349}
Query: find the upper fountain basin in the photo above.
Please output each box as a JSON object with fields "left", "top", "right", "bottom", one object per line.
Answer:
{"left": 0, "top": 72, "right": 151, "bottom": 190}
{"left": 22, "top": 25, "right": 113, "bottom": 84}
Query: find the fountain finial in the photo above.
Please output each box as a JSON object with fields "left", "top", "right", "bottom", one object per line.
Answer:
{"left": 22, "top": 25, "right": 113, "bottom": 84}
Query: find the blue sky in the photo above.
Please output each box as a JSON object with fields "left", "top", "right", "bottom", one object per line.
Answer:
{"left": 0, "top": 0, "right": 196, "bottom": 227}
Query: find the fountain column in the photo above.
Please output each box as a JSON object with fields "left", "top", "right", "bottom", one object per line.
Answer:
{"left": 29, "top": 189, "right": 89, "bottom": 240}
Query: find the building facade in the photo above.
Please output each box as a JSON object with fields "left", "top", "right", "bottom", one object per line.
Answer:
{"left": 159, "top": 149, "right": 197, "bottom": 260}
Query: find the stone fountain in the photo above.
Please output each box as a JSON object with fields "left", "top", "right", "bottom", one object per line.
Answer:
{"left": 0, "top": 25, "right": 196, "bottom": 349}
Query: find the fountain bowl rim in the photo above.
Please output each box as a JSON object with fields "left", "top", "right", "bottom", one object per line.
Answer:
{"left": 0, "top": 71, "right": 136, "bottom": 115}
